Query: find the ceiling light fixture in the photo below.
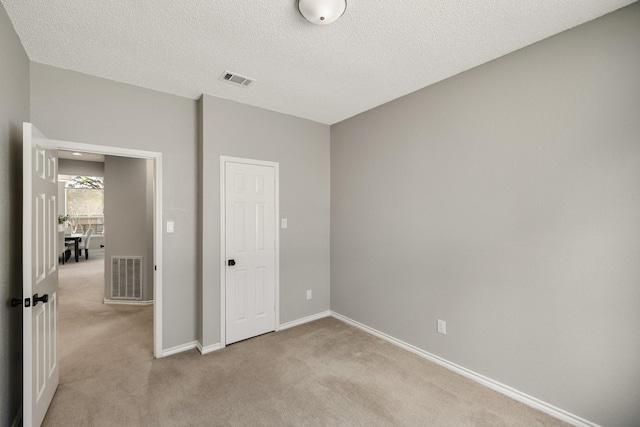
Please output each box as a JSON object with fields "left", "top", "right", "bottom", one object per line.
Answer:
{"left": 71, "top": 152, "right": 82, "bottom": 156}
{"left": 298, "top": 0, "right": 346, "bottom": 25}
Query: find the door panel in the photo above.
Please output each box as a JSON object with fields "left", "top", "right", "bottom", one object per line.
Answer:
{"left": 23, "top": 123, "right": 59, "bottom": 427}
{"left": 225, "top": 161, "right": 276, "bottom": 345}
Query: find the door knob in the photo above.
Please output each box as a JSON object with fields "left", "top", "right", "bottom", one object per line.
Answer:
{"left": 11, "top": 298, "right": 30, "bottom": 308}
{"left": 228, "top": 259, "right": 236, "bottom": 266}
{"left": 33, "top": 294, "right": 48, "bottom": 306}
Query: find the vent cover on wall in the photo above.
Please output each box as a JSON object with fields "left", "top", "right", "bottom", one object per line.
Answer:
{"left": 111, "top": 256, "right": 143, "bottom": 300}
{"left": 219, "top": 71, "right": 255, "bottom": 88}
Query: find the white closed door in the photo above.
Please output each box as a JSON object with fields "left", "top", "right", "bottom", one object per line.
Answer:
{"left": 23, "top": 123, "right": 59, "bottom": 427}
{"left": 224, "top": 161, "right": 276, "bottom": 345}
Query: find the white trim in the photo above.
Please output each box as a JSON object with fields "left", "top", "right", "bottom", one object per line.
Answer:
{"left": 160, "top": 341, "right": 198, "bottom": 358}
{"left": 197, "top": 342, "right": 222, "bottom": 355}
{"left": 330, "top": 311, "right": 600, "bottom": 427}
{"left": 278, "top": 310, "right": 331, "bottom": 331}
{"left": 154, "top": 155, "right": 163, "bottom": 359}
{"left": 219, "top": 159, "right": 225, "bottom": 348}
{"left": 11, "top": 405, "right": 22, "bottom": 427}
{"left": 40, "top": 136, "right": 164, "bottom": 359}
{"left": 274, "top": 164, "right": 280, "bottom": 331}
{"left": 22, "top": 123, "right": 34, "bottom": 427}
{"left": 219, "top": 156, "right": 280, "bottom": 348}
{"left": 103, "top": 298, "right": 154, "bottom": 306}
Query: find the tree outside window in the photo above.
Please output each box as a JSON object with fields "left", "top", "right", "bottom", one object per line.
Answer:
{"left": 65, "top": 176, "right": 104, "bottom": 234}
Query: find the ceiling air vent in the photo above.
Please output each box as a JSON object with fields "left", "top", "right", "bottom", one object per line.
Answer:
{"left": 219, "top": 71, "right": 255, "bottom": 88}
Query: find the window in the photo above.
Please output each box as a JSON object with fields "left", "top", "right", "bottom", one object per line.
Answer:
{"left": 62, "top": 176, "right": 104, "bottom": 234}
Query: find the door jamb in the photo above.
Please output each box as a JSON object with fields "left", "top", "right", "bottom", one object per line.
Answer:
{"left": 219, "top": 156, "right": 280, "bottom": 348}
{"left": 47, "top": 138, "right": 164, "bottom": 358}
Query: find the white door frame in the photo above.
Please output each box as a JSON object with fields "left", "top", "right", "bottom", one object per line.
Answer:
{"left": 48, "top": 138, "right": 163, "bottom": 358}
{"left": 220, "top": 156, "right": 279, "bottom": 348}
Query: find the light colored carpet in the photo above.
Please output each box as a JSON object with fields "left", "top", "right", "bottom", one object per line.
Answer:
{"left": 44, "top": 254, "right": 568, "bottom": 426}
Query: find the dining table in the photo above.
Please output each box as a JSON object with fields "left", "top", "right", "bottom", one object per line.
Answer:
{"left": 64, "top": 233, "right": 83, "bottom": 262}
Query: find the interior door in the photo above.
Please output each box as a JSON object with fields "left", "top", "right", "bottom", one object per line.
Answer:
{"left": 23, "top": 123, "right": 59, "bottom": 427}
{"left": 225, "top": 161, "right": 276, "bottom": 345}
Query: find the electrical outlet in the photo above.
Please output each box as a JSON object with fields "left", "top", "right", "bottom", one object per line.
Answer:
{"left": 437, "top": 319, "right": 447, "bottom": 335}
{"left": 306, "top": 290, "right": 312, "bottom": 300}
{"left": 281, "top": 218, "right": 288, "bottom": 229}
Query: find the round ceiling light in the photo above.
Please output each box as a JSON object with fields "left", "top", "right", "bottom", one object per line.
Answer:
{"left": 298, "top": 0, "right": 347, "bottom": 25}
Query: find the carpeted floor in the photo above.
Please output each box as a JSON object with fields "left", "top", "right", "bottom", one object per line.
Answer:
{"left": 44, "top": 253, "right": 568, "bottom": 426}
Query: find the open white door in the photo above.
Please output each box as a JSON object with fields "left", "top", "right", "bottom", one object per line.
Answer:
{"left": 23, "top": 123, "right": 59, "bottom": 427}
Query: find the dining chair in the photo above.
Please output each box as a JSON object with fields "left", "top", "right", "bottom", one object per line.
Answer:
{"left": 79, "top": 228, "right": 94, "bottom": 260}
{"left": 58, "top": 231, "right": 66, "bottom": 264}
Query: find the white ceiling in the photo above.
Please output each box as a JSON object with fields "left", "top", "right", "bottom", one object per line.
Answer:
{"left": 58, "top": 150, "right": 105, "bottom": 163}
{"left": 2, "top": 0, "right": 635, "bottom": 125}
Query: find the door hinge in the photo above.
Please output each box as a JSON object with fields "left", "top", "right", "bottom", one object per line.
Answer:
{"left": 154, "top": 265, "right": 157, "bottom": 271}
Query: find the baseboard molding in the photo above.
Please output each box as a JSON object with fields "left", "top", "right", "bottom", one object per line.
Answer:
{"left": 197, "top": 342, "right": 222, "bottom": 355}
{"left": 160, "top": 309, "right": 331, "bottom": 358}
{"left": 278, "top": 310, "right": 331, "bottom": 331}
{"left": 103, "top": 298, "right": 153, "bottom": 306}
{"left": 160, "top": 340, "right": 198, "bottom": 358}
{"left": 11, "top": 406, "right": 22, "bottom": 427}
{"left": 330, "top": 311, "right": 599, "bottom": 427}
{"left": 195, "top": 310, "right": 332, "bottom": 355}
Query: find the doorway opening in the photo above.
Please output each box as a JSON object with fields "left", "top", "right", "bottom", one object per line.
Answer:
{"left": 23, "top": 124, "right": 163, "bottom": 426}
{"left": 56, "top": 150, "right": 157, "bottom": 386}
{"left": 50, "top": 140, "right": 163, "bottom": 357}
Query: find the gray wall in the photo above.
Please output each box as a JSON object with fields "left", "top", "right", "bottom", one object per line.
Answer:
{"left": 200, "top": 95, "right": 330, "bottom": 347}
{"left": 330, "top": 4, "right": 640, "bottom": 427}
{"left": 58, "top": 159, "right": 105, "bottom": 177}
{"left": 104, "top": 156, "right": 153, "bottom": 301}
{"left": 30, "top": 63, "right": 199, "bottom": 349}
{"left": 0, "top": 4, "right": 29, "bottom": 425}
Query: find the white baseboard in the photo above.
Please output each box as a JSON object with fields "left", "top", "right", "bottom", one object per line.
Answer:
{"left": 278, "top": 310, "right": 331, "bottom": 331}
{"left": 103, "top": 298, "right": 153, "bottom": 306}
{"left": 194, "top": 310, "right": 331, "bottom": 356}
{"left": 197, "top": 342, "right": 222, "bottom": 355}
{"left": 160, "top": 340, "right": 198, "bottom": 358}
{"left": 11, "top": 406, "right": 22, "bottom": 427}
{"left": 330, "top": 311, "right": 600, "bottom": 427}
{"left": 160, "top": 309, "right": 331, "bottom": 358}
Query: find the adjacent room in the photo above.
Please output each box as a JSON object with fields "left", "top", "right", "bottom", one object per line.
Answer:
{"left": 1, "top": 1, "right": 639, "bottom": 427}
{"left": 55, "top": 152, "right": 155, "bottom": 407}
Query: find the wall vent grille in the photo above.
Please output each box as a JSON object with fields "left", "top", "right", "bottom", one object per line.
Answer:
{"left": 111, "top": 256, "right": 143, "bottom": 300}
{"left": 219, "top": 71, "right": 255, "bottom": 88}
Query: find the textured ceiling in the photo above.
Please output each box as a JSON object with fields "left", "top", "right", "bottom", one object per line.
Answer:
{"left": 2, "top": 0, "right": 635, "bottom": 124}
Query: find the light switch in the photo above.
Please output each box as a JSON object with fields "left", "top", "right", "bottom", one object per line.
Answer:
{"left": 281, "top": 218, "right": 288, "bottom": 229}
{"left": 166, "top": 221, "right": 174, "bottom": 233}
